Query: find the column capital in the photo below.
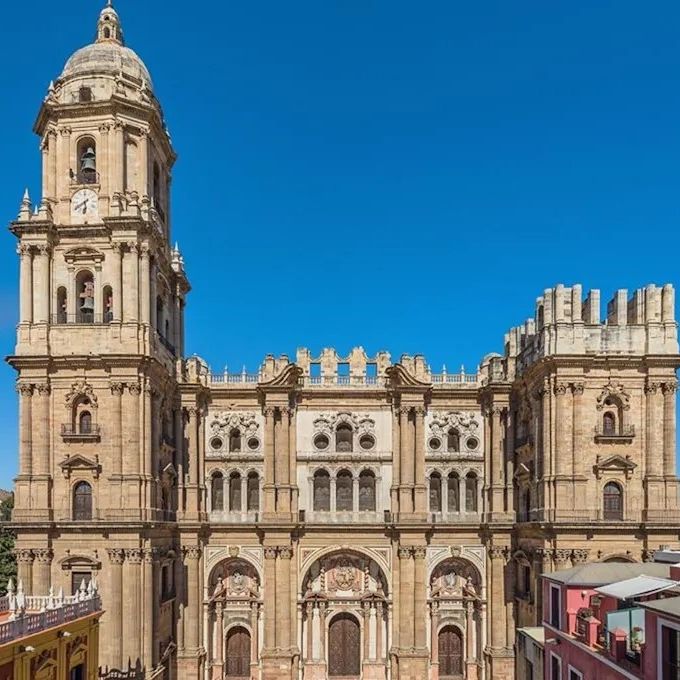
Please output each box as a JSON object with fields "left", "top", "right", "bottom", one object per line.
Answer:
{"left": 572, "top": 549, "right": 589, "bottom": 564}
{"left": 182, "top": 546, "right": 201, "bottom": 561}
{"left": 264, "top": 546, "right": 278, "bottom": 560}
{"left": 107, "top": 548, "right": 125, "bottom": 565}
{"left": 17, "top": 243, "right": 32, "bottom": 257}
{"left": 143, "top": 548, "right": 158, "bottom": 564}
{"left": 110, "top": 382, "right": 125, "bottom": 396}
{"left": 13, "top": 548, "right": 34, "bottom": 564}
{"left": 554, "top": 382, "right": 569, "bottom": 396}
{"left": 414, "top": 406, "right": 426, "bottom": 417}
{"left": 554, "top": 548, "right": 572, "bottom": 565}
{"left": 33, "top": 548, "right": 53, "bottom": 563}
{"left": 488, "top": 546, "right": 508, "bottom": 561}
{"left": 413, "top": 546, "right": 427, "bottom": 560}
{"left": 263, "top": 406, "right": 276, "bottom": 418}
{"left": 36, "top": 383, "right": 51, "bottom": 397}
{"left": 397, "top": 546, "right": 412, "bottom": 559}
{"left": 16, "top": 383, "right": 34, "bottom": 398}
{"left": 645, "top": 381, "right": 661, "bottom": 395}
{"left": 278, "top": 546, "right": 293, "bottom": 559}
{"left": 128, "top": 382, "right": 142, "bottom": 396}
{"left": 571, "top": 383, "right": 585, "bottom": 395}
{"left": 663, "top": 380, "right": 678, "bottom": 395}
{"left": 125, "top": 548, "right": 143, "bottom": 565}
{"left": 397, "top": 405, "right": 411, "bottom": 416}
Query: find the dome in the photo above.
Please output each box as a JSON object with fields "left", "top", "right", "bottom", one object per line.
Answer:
{"left": 58, "top": 2, "right": 153, "bottom": 89}
{"left": 61, "top": 42, "right": 152, "bottom": 88}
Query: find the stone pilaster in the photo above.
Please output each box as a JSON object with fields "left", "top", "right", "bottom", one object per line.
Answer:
{"left": 142, "top": 548, "right": 156, "bottom": 673}
{"left": 33, "top": 245, "right": 50, "bottom": 324}
{"left": 105, "top": 548, "right": 125, "bottom": 669}
{"left": 123, "top": 548, "right": 143, "bottom": 665}
{"left": 17, "top": 244, "right": 32, "bottom": 325}
{"left": 398, "top": 407, "right": 413, "bottom": 514}
{"left": 391, "top": 407, "right": 401, "bottom": 514}
{"left": 413, "top": 407, "right": 427, "bottom": 515}
{"left": 14, "top": 549, "right": 33, "bottom": 594}
{"left": 178, "top": 545, "right": 203, "bottom": 678}
{"left": 111, "top": 242, "right": 123, "bottom": 321}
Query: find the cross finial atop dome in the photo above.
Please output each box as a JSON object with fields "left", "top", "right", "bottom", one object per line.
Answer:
{"left": 97, "top": 1, "right": 124, "bottom": 45}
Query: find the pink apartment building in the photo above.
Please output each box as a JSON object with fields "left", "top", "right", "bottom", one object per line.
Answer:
{"left": 541, "top": 561, "right": 680, "bottom": 680}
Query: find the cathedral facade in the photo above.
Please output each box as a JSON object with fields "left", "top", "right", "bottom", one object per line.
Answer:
{"left": 7, "top": 4, "right": 680, "bottom": 680}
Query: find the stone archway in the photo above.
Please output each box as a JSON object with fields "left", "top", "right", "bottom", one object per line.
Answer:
{"left": 301, "top": 549, "right": 389, "bottom": 680}
{"left": 206, "top": 558, "right": 261, "bottom": 680}
{"left": 429, "top": 557, "right": 484, "bottom": 680}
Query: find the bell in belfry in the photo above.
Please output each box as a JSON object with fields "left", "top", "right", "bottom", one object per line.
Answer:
{"left": 80, "top": 280, "right": 95, "bottom": 311}
{"left": 80, "top": 147, "right": 96, "bottom": 179}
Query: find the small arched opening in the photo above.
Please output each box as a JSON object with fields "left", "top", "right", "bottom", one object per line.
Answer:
{"left": 313, "top": 470, "right": 330, "bottom": 511}
{"left": 76, "top": 270, "right": 95, "bottom": 323}
{"left": 447, "top": 472, "right": 460, "bottom": 512}
{"left": 73, "top": 481, "right": 93, "bottom": 521}
{"left": 211, "top": 472, "right": 224, "bottom": 512}
{"left": 465, "top": 472, "right": 478, "bottom": 512}
{"left": 229, "top": 472, "right": 242, "bottom": 512}
{"left": 429, "top": 472, "right": 442, "bottom": 512}
{"left": 336, "top": 469, "right": 353, "bottom": 511}
{"left": 603, "top": 481, "right": 623, "bottom": 521}
{"left": 358, "top": 470, "right": 376, "bottom": 511}
{"left": 336, "top": 423, "right": 353, "bottom": 452}
{"left": 447, "top": 428, "right": 460, "bottom": 453}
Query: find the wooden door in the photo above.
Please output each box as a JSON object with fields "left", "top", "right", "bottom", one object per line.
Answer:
{"left": 328, "top": 613, "right": 361, "bottom": 677}
{"left": 438, "top": 625, "right": 463, "bottom": 678}
{"left": 225, "top": 627, "right": 251, "bottom": 678}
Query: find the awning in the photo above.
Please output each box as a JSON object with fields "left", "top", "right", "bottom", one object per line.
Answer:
{"left": 595, "top": 575, "right": 680, "bottom": 600}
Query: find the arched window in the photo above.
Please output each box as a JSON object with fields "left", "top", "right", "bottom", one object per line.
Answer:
{"left": 76, "top": 270, "right": 95, "bottom": 323}
{"left": 247, "top": 472, "right": 259, "bottom": 511}
{"left": 429, "top": 472, "right": 442, "bottom": 512}
{"left": 76, "top": 137, "right": 97, "bottom": 184}
{"left": 603, "top": 412, "right": 617, "bottom": 436}
{"left": 358, "top": 470, "right": 376, "bottom": 511}
{"left": 57, "top": 286, "right": 67, "bottom": 324}
{"left": 336, "top": 469, "right": 353, "bottom": 511}
{"left": 73, "top": 481, "right": 93, "bottom": 521}
{"left": 447, "top": 428, "right": 460, "bottom": 453}
{"left": 448, "top": 473, "right": 460, "bottom": 512}
{"left": 156, "top": 296, "right": 164, "bottom": 333}
{"left": 313, "top": 470, "right": 330, "bottom": 511}
{"left": 336, "top": 423, "right": 353, "bottom": 452}
{"left": 79, "top": 411, "right": 92, "bottom": 435}
{"left": 103, "top": 285, "right": 113, "bottom": 323}
{"left": 211, "top": 473, "right": 224, "bottom": 511}
{"left": 603, "top": 482, "right": 623, "bottom": 520}
{"left": 229, "top": 429, "right": 242, "bottom": 453}
{"left": 465, "top": 472, "right": 478, "bottom": 512}
{"left": 229, "top": 472, "right": 242, "bottom": 511}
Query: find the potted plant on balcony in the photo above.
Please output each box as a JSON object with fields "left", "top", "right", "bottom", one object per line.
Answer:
{"left": 630, "top": 626, "right": 643, "bottom": 652}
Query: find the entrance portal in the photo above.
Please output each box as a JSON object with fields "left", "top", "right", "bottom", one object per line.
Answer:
{"left": 438, "top": 625, "right": 463, "bottom": 678}
{"left": 328, "top": 613, "right": 361, "bottom": 677}
{"left": 225, "top": 626, "right": 251, "bottom": 679}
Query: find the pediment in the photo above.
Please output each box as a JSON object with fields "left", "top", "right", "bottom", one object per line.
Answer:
{"left": 594, "top": 454, "right": 636, "bottom": 479}
{"left": 63, "top": 246, "right": 105, "bottom": 264}
{"left": 385, "top": 364, "right": 431, "bottom": 389}
{"left": 60, "top": 453, "right": 101, "bottom": 478}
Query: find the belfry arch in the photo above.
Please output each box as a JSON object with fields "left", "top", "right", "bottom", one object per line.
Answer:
{"left": 205, "top": 557, "right": 262, "bottom": 680}
{"left": 301, "top": 549, "right": 389, "bottom": 680}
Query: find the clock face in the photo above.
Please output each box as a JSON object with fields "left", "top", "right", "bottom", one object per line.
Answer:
{"left": 71, "top": 189, "right": 98, "bottom": 217}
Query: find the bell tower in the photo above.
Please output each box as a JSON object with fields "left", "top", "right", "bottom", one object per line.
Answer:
{"left": 8, "top": 2, "right": 189, "bottom": 673}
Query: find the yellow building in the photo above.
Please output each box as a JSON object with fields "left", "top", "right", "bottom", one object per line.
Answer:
{"left": 6, "top": 2, "right": 680, "bottom": 680}
{"left": 0, "top": 578, "right": 101, "bottom": 680}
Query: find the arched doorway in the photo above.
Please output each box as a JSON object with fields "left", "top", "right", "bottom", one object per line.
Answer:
{"left": 438, "top": 625, "right": 463, "bottom": 678}
{"left": 225, "top": 626, "right": 251, "bottom": 678}
{"left": 328, "top": 613, "right": 361, "bottom": 677}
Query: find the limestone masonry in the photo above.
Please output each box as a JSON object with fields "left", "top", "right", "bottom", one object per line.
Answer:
{"left": 7, "top": 4, "right": 680, "bottom": 680}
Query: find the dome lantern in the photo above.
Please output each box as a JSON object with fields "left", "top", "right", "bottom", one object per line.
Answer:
{"left": 96, "top": 1, "right": 123, "bottom": 46}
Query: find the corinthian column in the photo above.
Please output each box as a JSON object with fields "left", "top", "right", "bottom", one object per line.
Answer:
{"left": 14, "top": 549, "right": 34, "bottom": 595}
{"left": 554, "top": 384, "right": 569, "bottom": 476}
{"left": 263, "top": 547, "right": 277, "bottom": 650}
{"left": 123, "top": 549, "right": 143, "bottom": 664}
{"left": 263, "top": 407, "right": 276, "bottom": 515}
{"left": 399, "top": 407, "right": 413, "bottom": 514}
{"left": 106, "top": 548, "right": 125, "bottom": 668}
{"left": 398, "top": 547, "right": 413, "bottom": 648}
{"left": 123, "top": 243, "right": 139, "bottom": 322}
{"left": 110, "top": 383, "right": 124, "bottom": 475}
{"left": 18, "top": 245, "right": 32, "bottom": 324}
{"left": 414, "top": 407, "right": 427, "bottom": 514}
{"left": 413, "top": 547, "right": 427, "bottom": 649}
{"left": 645, "top": 382, "right": 663, "bottom": 477}
{"left": 140, "top": 245, "right": 151, "bottom": 324}
{"left": 277, "top": 546, "right": 293, "bottom": 649}
{"left": 17, "top": 384, "right": 33, "bottom": 476}
{"left": 488, "top": 547, "right": 507, "bottom": 650}
{"left": 33, "top": 245, "right": 50, "bottom": 324}
{"left": 391, "top": 408, "right": 401, "bottom": 514}
{"left": 663, "top": 381, "right": 677, "bottom": 477}
{"left": 142, "top": 548, "right": 155, "bottom": 671}
{"left": 111, "top": 243, "right": 123, "bottom": 322}
{"left": 34, "top": 384, "right": 50, "bottom": 476}
{"left": 276, "top": 407, "right": 291, "bottom": 514}
{"left": 571, "top": 383, "right": 584, "bottom": 477}
{"left": 33, "top": 548, "right": 53, "bottom": 594}
{"left": 183, "top": 546, "right": 201, "bottom": 651}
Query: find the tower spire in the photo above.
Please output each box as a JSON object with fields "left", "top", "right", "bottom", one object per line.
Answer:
{"left": 97, "top": 1, "right": 123, "bottom": 45}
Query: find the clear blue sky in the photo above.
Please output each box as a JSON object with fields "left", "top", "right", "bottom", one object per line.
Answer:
{"left": 0, "top": 0, "right": 678, "bottom": 489}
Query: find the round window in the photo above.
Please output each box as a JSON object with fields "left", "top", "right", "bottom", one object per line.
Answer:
{"left": 247, "top": 437, "right": 260, "bottom": 451}
{"left": 210, "top": 437, "right": 223, "bottom": 451}
{"left": 314, "top": 434, "right": 329, "bottom": 450}
{"left": 429, "top": 437, "right": 442, "bottom": 451}
{"left": 359, "top": 434, "right": 375, "bottom": 450}
{"left": 466, "top": 437, "right": 479, "bottom": 451}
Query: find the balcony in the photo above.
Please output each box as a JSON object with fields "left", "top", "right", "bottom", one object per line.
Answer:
{"left": 61, "top": 423, "right": 101, "bottom": 442}
{"left": 51, "top": 312, "right": 113, "bottom": 325}
{"left": 155, "top": 331, "right": 176, "bottom": 356}
{"left": 302, "top": 510, "right": 385, "bottom": 524}
{"left": 594, "top": 424, "right": 635, "bottom": 443}
{"left": 209, "top": 510, "right": 260, "bottom": 524}
{"left": 69, "top": 169, "right": 100, "bottom": 185}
